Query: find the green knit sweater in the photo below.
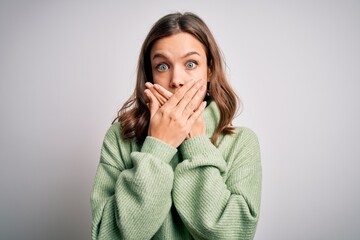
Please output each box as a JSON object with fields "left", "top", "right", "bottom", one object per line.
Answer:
{"left": 91, "top": 101, "right": 262, "bottom": 240}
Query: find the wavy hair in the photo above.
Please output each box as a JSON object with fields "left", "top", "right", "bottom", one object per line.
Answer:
{"left": 113, "top": 12, "right": 239, "bottom": 144}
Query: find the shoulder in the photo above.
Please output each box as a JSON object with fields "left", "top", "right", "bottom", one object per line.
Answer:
{"left": 218, "top": 126, "right": 260, "bottom": 159}
{"left": 220, "top": 126, "right": 259, "bottom": 146}
{"left": 102, "top": 121, "right": 138, "bottom": 148}
{"left": 233, "top": 127, "right": 261, "bottom": 161}
{"left": 101, "top": 122, "right": 124, "bottom": 151}
{"left": 234, "top": 127, "right": 261, "bottom": 156}
{"left": 217, "top": 126, "right": 261, "bottom": 173}
{"left": 234, "top": 127, "right": 260, "bottom": 146}
{"left": 103, "top": 122, "right": 122, "bottom": 140}
{"left": 100, "top": 122, "right": 139, "bottom": 169}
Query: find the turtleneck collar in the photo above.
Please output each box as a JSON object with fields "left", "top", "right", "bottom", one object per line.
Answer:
{"left": 202, "top": 100, "right": 220, "bottom": 139}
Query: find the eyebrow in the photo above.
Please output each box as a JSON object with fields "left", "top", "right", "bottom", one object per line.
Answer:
{"left": 152, "top": 51, "right": 201, "bottom": 60}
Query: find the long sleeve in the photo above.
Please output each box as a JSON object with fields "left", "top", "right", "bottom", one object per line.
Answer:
{"left": 172, "top": 128, "right": 262, "bottom": 240}
{"left": 91, "top": 123, "right": 177, "bottom": 240}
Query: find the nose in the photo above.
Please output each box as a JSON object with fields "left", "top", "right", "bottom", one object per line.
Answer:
{"left": 169, "top": 66, "right": 185, "bottom": 89}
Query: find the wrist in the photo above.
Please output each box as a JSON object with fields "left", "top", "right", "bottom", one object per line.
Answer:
{"left": 141, "top": 136, "right": 178, "bottom": 162}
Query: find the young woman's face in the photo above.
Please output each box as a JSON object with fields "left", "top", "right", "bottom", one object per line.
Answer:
{"left": 150, "top": 32, "right": 209, "bottom": 94}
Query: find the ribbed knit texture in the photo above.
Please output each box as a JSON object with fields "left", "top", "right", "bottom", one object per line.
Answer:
{"left": 91, "top": 101, "right": 262, "bottom": 240}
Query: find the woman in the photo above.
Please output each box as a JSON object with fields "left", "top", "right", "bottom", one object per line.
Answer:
{"left": 91, "top": 12, "right": 262, "bottom": 240}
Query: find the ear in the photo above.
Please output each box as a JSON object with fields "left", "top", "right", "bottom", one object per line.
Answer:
{"left": 207, "top": 67, "right": 212, "bottom": 82}
{"left": 207, "top": 57, "right": 213, "bottom": 79}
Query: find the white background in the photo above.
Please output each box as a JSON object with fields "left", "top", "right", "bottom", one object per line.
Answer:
{"left": 1, "top": 1, "right": 359, "bottom": 239}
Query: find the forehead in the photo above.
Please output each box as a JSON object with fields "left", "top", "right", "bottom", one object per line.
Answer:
{"left": 150, "top": 32, "right": 206, "bottom": 58}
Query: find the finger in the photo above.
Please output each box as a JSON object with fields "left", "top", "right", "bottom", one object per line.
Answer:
{"left": 145, "top": 82, "right": 168, "bottom": 106}
{"left": 149, "top": 87, "right": 168, "bottom": 106}
{"left": 165, "top": 79, "right": 197, "bottom": 107}
{"left": 187, "top": 101, "right": 207, "bottom": 124}
{"left": 144, "top": 89, "right": 160, "bottom": 118}
{"left": 145, "top": 82, "right": 153, "bottom": 89}
{"left": 182, "top": 82, "right": 207, "bottom": 117}
{"left": 154, "top": 84, "right": 173, "bottom": 100}
{"left": 176, "top": 79, "right": 205, "bottom": 115}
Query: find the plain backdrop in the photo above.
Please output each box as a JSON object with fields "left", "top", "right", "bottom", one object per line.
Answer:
{"left": 1, "top": 1, "right": 359, "bottom": 239}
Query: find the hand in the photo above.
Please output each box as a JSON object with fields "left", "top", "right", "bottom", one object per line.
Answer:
{"left": 145, "top": 81, "right": 206, "bottom": 142}
{"left": 144, "top": 79, "right": 207, "bottom": 148}
{"left": 144, "top": 82, "right": 173, "bottom": 107}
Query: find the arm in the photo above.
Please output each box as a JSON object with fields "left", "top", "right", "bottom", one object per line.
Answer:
{"left": 91, "top": 123, "right": 177, "bottom": 240}
{"left": 173, "top": 128, "right": 262, "bottom": 240}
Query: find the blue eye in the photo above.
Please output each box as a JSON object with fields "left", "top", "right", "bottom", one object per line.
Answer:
{"left": 157, "top": 63, "right": 169, "bottom": 71}
{"left": 186, "top": 61, "right": 197, "bottom": 69}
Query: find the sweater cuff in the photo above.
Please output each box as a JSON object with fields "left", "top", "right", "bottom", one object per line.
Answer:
{"left": 141, "top": 136, "right": 178, "bottom": 163}
{"left": 179, "top": 135, "right": 220, "bottom": 160}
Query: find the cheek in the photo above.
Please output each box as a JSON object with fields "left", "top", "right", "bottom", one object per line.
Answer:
{"left": 151, "top": 70, "right": 165, "bottom": 84}
{"left": 181, "top": 69, "right": 204, "bottom": 82}
{"left": 196, "top": 65, "right": 209, "bottom": 79}
{"left": 151, "top": 71, "right": 172, "bottom": 90}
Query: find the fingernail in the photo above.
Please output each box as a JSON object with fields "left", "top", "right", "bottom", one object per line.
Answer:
{"left": 154, "top": 84, "right": 160, "bottom": 89}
